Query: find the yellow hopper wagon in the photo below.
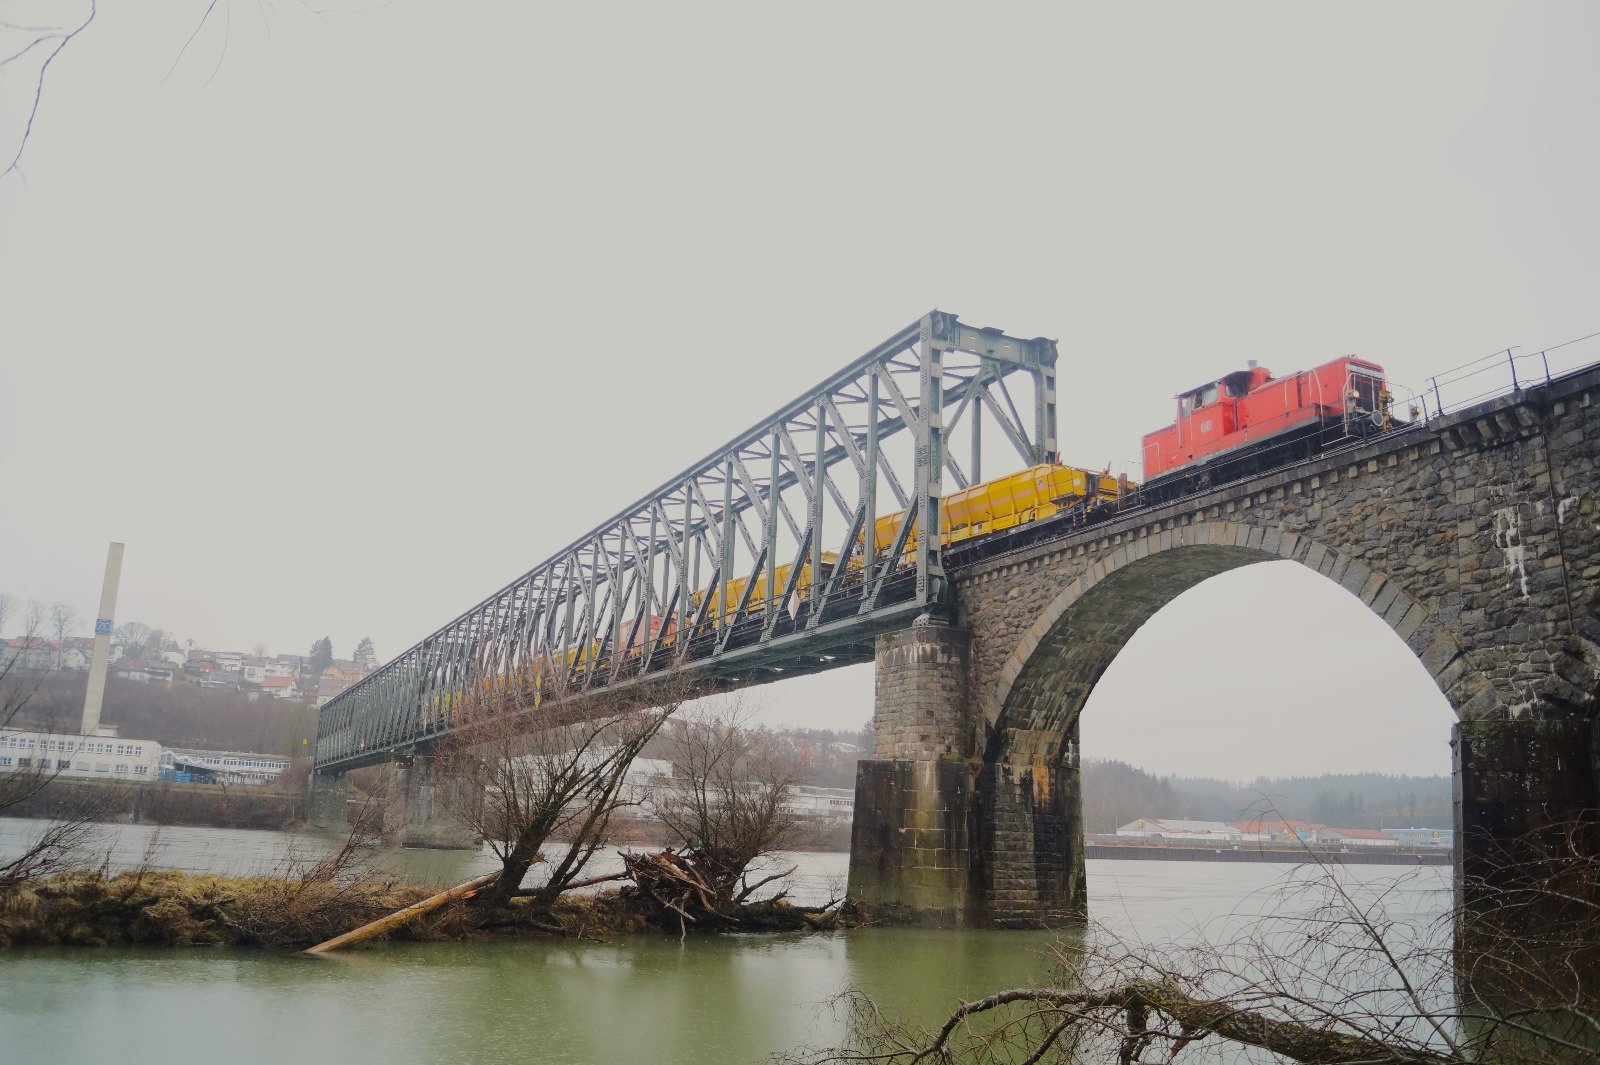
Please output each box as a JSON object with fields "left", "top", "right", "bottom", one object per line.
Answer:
{"left": 868, "top": 461, "right": 1129, "bottom": 559}
{"left": 692, "top": 553, "right": 842, "bottom": 625}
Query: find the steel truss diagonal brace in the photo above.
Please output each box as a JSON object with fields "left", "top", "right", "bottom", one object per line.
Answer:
{"left": 314, "top": 311, "right": 1059, "bottom": 771}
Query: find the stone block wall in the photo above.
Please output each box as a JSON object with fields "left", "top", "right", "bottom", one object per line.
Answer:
{"left": 984, "top": 757, "right": 1085, "bottom": 927}
{"left": 872, "top": 625, "right": 974, "bottom": 760}
{"left": 848, "top": 758, "right": 981, "bottom": 925}
{"left": 385, "top": 754, "right": 480, "bottom": 849}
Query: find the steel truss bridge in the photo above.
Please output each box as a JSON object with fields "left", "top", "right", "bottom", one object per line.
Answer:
{"left": 316, "top": 312, "right": 1059, "bottom": 771}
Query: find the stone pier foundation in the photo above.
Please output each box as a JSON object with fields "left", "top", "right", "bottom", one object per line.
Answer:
{"left": 984, "top": 746, "right": 1085, "bottom": 927}
{"left": 386, "top": 754, "right": 480, "bottom": 850}
{"left": 1454, "top": 715, "right": 1600, "bottom": 1007}
{"left": 848, "top": 624, "right": 983, "bottom": 924}
{"left": 306, "top": 771, "right": 351, "bottom": 833}
{"left": 848, "top": 758, "right": 981, "bottom": 924}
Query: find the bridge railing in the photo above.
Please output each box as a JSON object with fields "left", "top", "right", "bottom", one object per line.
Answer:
{"left": 1410, "top": 330, "right": 1600, "bottom": 423}
{"left": 316, "top": 312, "right": 1060, "bottom": 770}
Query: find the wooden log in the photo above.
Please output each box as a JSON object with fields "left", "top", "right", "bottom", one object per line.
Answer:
{"left": 304, "top": 870, "right": 501, "bottom": 955}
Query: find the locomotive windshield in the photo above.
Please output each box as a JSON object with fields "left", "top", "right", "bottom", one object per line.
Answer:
{"left": 1349, "top": 370, "right": 1383, "bottom": 409}
{"left": 1180, "top": 382, "right": 1220, "bottom": 413}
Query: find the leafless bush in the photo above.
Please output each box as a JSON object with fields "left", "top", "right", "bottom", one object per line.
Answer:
{"left": 220, "top": 790, "right": 415, "bottom": 947}
{"left": 434, "top": 687, "right": 681, "bottom": 917}
{"left": 652, "top": 699, "right": 807, "bottom": 908}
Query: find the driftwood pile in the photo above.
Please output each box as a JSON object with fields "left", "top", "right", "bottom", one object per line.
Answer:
{"left": 618, "top": 849, "right": 845, "bottom": 935}
{"left": 619, "top": 850, "right": 739, "bottom": 933}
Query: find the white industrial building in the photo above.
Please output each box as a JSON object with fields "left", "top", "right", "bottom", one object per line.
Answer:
{"left": 1115, "top": 818, "right": 1263, "bottom": 841}
{"left": 1323, "top": 826, "right": 1401, "bottom": 847}
{"left": 785, "top": 785, "right": 855, "bottom": 822}
{"left": 163, "top": 748, "right": 292, "bottom": 786}
{"left": 0, "top": 727, "right": 291, "bottom": 788}
{"left": 0, "top": 725, "right": 162, "bottom": 780}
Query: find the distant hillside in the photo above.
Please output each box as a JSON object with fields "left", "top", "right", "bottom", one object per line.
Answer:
{"left": 13, "top": 673, "right": 318, "bottom": 758}
{"left": 1082, "top": 758, "right": 1452, "bottom": 833}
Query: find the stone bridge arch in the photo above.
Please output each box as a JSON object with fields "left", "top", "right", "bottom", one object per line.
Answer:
{"left": 985, "top": 528, "right": 1476, "bottom": 769}
{"left": 848, "top": 368, "right": 1600, "bottom": 929}
{"left": 972, "top": 527, "right": 1474, "bottom": 925}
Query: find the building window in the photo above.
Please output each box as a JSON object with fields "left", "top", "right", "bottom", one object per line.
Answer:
{"left": 94, "top": 762, "right": 109, "bottom": 772}
{"left": 0, "top": 757, "right": 10, "bottom": 767}
{"left": 134, "top": 766, "right": 147, "bottom": 775}
{"left": 17, "top": 758, "right": 30, "bottom": 768}
{"left": 115, "top": 764, "right": 129, "bottom": 774}
{"left": 57, "top": 759, "right": 70, "bottom": 770}
{"left": 75, "top": 761, "right": 89, "bottom": 771}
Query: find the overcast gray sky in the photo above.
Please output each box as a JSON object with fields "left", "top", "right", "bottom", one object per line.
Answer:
{"left": 2, "top": 2, "right": 1596, "bottom": 780}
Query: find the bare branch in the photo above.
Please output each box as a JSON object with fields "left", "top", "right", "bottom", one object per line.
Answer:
{"left": 1, "top": 0, "right": 95, "bottom": 179}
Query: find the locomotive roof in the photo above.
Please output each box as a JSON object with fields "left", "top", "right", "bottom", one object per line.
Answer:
{"left": 1173, "top": 365, "right": 1267, "bottom": 399}
{"left": 1172, "top": 355, "right": 1384, "bottom": 398}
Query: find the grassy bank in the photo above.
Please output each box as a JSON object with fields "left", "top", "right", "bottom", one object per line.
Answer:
{"left": 0, "top": 869, "right": 440, "bottom": 948}
{"left": 0, "top": 868, "right": 843, "bottom": 950}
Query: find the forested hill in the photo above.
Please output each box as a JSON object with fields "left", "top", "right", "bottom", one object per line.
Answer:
{"left": 1082, "top": 759, "right": 1452, "bottom": 834}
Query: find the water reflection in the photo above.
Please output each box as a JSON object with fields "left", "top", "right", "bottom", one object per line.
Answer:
{"left": 0, "top": 821, "right": 1455, "bottom": 1065}
{"left": 0, "top": 930, "right": 1065, "bottom": 1065}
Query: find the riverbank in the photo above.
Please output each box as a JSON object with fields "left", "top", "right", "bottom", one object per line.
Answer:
{"left": 7, "top": 777, "right": 296, "bottom": 830}
{"left": 1085, "top": 840, "right": 1452, "bottom": 865}
{"left": 2, "top": 779, "right": 856, "bottom": 850}
{"left": 0, "top": 867, "right": 843, "bottom": 950}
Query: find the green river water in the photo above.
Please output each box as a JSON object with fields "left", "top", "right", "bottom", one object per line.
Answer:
{"left": 0, "top": 820, "right": 1453, "bottom": 1065}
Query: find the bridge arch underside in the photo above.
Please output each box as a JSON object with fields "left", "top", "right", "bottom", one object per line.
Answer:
{"left": 977, "top": 540, "right": 1467, "bottom": 926}
{"left": 986, "top": 542, "right": 1457, "bottom": 770}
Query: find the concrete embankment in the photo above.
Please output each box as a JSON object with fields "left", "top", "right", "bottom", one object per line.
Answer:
{"left": 1085, "top": 842, "right": 1450, "bottom": 865}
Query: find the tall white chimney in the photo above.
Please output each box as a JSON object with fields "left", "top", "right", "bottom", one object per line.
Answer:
{"left": 80, "top": 542, "right": 125, "bottom": 736}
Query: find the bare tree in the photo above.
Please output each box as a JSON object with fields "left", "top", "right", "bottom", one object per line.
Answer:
{"left": 0, "top": 603, "right": 112, "bottom": 886}
{"left": 47, "top": 601, "right": 76, "bottom": 667}
{"left": 24, "top": 600, "right": 46, "bottom": 646}
{"left": 252, "top": 642, "right": 268, "bottom": 659}
{"left": 651, "top": 700, "right": 807, "bottom": 908}
{"left": 114, "top": 621, "right": 152, "bottom": 658}
{"left": 0, "top": 592, "right": 14, "bottom": 638}
{"left": 433, "top": 692, "right": 680, "bottom": 919}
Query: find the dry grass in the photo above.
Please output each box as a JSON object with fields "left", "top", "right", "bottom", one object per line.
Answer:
{"left": 0, "top": 869, "right": 465, "bottom": 949}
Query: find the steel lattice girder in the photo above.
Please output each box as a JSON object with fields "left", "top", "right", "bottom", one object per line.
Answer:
{"left": 315, "top": 312, "right": 1057, "bottom": 771}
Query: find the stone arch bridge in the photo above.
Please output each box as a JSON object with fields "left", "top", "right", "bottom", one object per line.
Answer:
{"left": 850, "top": 365, "right": 1600, "bottom": 926}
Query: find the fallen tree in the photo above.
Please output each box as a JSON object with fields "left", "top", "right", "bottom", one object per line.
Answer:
{"left": 305, "top": 871, "right": 502, "bottom": 954}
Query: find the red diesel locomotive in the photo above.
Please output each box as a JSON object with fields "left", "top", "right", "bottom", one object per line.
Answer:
{"left": 1139, "top": 355, "right": 1394, "bottom": 498}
